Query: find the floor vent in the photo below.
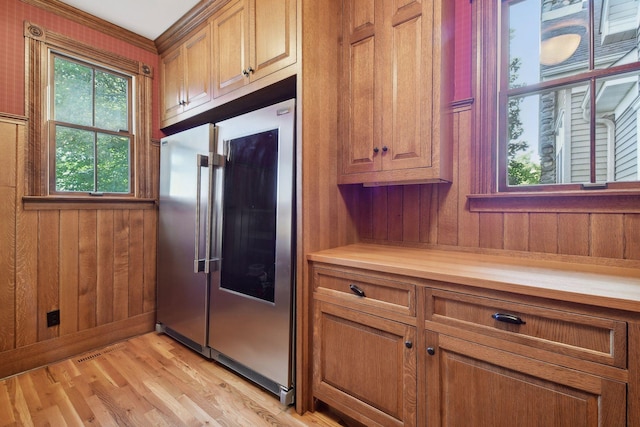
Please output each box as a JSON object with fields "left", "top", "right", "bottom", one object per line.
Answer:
{"left": 76, "top": 343, "right": 125, "bottom": 363}
{"left": 77, "top": 352, "right": 102, "bottom": 363}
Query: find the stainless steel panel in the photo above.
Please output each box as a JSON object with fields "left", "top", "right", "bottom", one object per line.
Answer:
{"left": 157, "top": 124, "right": 216, "bottom": 352}
{"left": 208, "top": 99, "right": 296, "bottom": 389}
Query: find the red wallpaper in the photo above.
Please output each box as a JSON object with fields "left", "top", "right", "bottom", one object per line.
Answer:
{"left": 0, "top": 0, "right": 161, "bottom": 138}
{"left": 454, "top": 0, "right": 473, "bottom": 101}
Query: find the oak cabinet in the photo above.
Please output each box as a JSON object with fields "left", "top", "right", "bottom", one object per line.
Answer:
{"left": 339, "top": 0, "right": 453, "bottom": 185}
{"left": 425, "top": 289, "right": 628, "bottom": 426}
{"left": 212, "top": 0, "right": 296, "bottom": 98}
{"left": 160, "top": 25, "right": 212, "bottom": 123}
{"left": 159, "top": 0, "right": 297, "bottom": 128}
{"left": 313, "top": 302, "right": 417, "bottom": 427}
{"left": 308, "top": 245, "right": 640, "bottom": 426}
{"left": 427, "top": 333, "right": 626, "bottom": 426}
{"left": 312, "top": 267, "right": 417, "bottom": 427}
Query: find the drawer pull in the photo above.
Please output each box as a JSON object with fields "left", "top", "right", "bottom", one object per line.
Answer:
{"left": 349, "top": 284, "right": 366, "bottom": 297}
{"left": 492, "top": 313, "right": 526, "bottom": 325}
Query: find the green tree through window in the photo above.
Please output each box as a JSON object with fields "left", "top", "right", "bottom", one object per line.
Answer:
{"left": 52, "top": 55, "right": 132, "bottom": 194}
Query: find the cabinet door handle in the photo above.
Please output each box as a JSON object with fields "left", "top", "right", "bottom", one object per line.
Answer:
{"left": 427, "top": 347, "right": 436, "bottom": 356}
{"left": 373, "top": 147, "right": 379, "bottom": 153}
{"left": 382, "top": 146, "right": 388, "bottom": 152}
{"left": 349, "top": 284, "right": 366, "bottom": 297}
{"left": 405, "top": 341, "right": 413, "bottom": 349}
{"left": 492, "top": 312, "right": 526, "bottom": 325}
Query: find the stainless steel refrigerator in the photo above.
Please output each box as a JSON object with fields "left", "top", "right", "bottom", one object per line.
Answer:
{"left": 156, "top": 99, "right": 296, "bottom": 404}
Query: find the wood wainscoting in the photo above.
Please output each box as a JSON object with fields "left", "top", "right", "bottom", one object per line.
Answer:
{"left": 0, "top": 115, "right": 159, "bottom": 379}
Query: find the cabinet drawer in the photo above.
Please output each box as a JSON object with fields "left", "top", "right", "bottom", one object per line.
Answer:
{"left": 428, "top": 290, "right": 627, "bottom": 368}
{"left": 313, "top": 267, "right": 416, "bottom": 318}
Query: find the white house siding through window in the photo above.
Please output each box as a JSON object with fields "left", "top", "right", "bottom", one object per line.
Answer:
{"left": 503, "top": 0, "right": 640, "bottom": 187}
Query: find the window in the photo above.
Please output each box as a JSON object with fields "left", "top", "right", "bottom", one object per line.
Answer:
{"left": 24, "top": 22, "right": 154, "bottom": 199}
{"left": 51, "top": 54, "right": 133, "bottom": 194}
{"left": 495, "top": 0, "right": 640, "bottom": 191}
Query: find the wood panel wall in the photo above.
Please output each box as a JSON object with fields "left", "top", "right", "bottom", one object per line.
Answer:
{"left": 348, "top": 103, "right": 640, "bottom": 265}
{"left": 0, "top": 116, "right": 158, "bottom": 379}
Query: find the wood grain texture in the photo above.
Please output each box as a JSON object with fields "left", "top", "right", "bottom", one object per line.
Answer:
{"left": 308, "top": 244, "right": 640, "bottom": 313}
{"left": 2, "top": 205, "right": 159, "bottom": 378}
{"left": 0, "top": 333, "right": 347, "bottom": 427}
{"left": 359, "top": 107, "right": 640, "bottom": 262}
{"left": 97, "top": 210, "right": 115, "bottom": 326}
{"left": 0, "top": 186, "right": 15, "bottom": 352}
{"left": 113, "top": 210, "right": 130, "bottom": 322}
{"left": 59, "top": 210, "right": 79, "bottom": 336}
{"left": 128, "top": 210, "right": 145, "bottom": 317}
{"left": 78, "top": 211, "right": 98, "bottom": 331}
{"left": 455, "top": 107, "right": 479, "bottom": 248}
{"left": 142, "top": 209, "right": 157, "bottom": 314}
{"left": 298, "top": 0, "right": 357, "bottom": 414}
{"left": 0, "top": 122, "right": 17, "bottom": 187}
{"left": 37, "top": 210, "right": 60, "bottom": 342}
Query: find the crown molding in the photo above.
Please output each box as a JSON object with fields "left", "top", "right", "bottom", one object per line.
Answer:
{"left": 154, "top": 0, "right": 226, "bottom": 54}
{"left": 20, "top": 0, "right": 157, "bottom": 54}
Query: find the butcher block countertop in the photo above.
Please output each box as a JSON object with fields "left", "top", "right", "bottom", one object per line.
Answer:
{"left": 307, "top": 244, "right": 640, "bottom": 314}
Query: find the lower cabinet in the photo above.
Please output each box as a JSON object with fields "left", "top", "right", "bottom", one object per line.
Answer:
{"left": 313, "top": 301, "right": 417, "bottom": 427}
{"left": 425, "top": 332, "right": 627, "bottom": 427}
{"left": 309, "top": 258, "right": 636, "bottom": 426}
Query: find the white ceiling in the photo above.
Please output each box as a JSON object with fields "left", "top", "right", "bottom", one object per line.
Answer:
{"left": 58, "top": 0, "right": 202, "bottom": 40}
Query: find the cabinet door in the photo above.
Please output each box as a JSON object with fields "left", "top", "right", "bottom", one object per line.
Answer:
{"left": 313, "top": 301, "right": 416, "bottom": 427}
{"left": 183, "top": 26, "right": 212, "bottom": 111}
{"left": 425, "top": 333, "right": 627, "bottom": 427}
{"left": 249, "top": 0, "right": 296, "bottom": 81}
{"left": 339, "top": 0, "right": 453, "bottom": 185}
{"left": 160, "top": 47, "right": 184, "bottom": 122}
{"left": 213, "top": 0, "right": 250, "bottom": 98}
{"left": 380, "top": 1, "right": 431, "bottom": 172}
{"left": 340, "top": 0, "right": 381, "bottom": 176}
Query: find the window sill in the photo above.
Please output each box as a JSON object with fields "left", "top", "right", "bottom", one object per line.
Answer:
{"left": 23, "top": 196, "right": 157, "bottom": 210}
{"left": 467, "top": 190, "right": 640, "bottom": 213}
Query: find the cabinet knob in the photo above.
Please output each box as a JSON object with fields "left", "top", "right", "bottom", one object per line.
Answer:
{"left": 427, "top": 347, "right": 435, "bottom": 356}
{"left": 373, "top": 147, "right": 379, "bottom": 154}
{"left": 405, "top": 341, "right": 413, "bottom": 349}
{"left": 382, "top": 146, "right": 388, "bottom": 152}
{"left": 242, "top": 67, "right": 255, "bottom": 77}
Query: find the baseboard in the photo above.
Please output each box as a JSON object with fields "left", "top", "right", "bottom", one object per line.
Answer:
{"left": 0, "top": 311, "right": 155, "bottom": 379}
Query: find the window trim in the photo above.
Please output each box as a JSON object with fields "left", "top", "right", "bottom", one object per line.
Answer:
{"left": 471, "top": 0, "right": 640, "bottom": 210}
{"left": 24, "top": 21, "right": 154, "bottom": 199}
{"left": 48, "top": 53, "right": 135, "bottom": 196}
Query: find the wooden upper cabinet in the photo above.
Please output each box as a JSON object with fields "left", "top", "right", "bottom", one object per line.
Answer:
{"left": 213, "top": 0, "right": 249, "bottom": 98}
{"left": 250, "top": 0, "right": 297, "bottom": 80}
{"left": 213, "top": 0, "right": 296, "bottom": 99}
{"left": 339, "top": 0, "right": 454, "bottom": 185}
{"left": 160, "top": 25, "right": 213, "bottom": 124}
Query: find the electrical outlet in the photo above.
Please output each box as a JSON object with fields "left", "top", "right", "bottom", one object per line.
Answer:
{"left": 46, "top": 310, "right": 60, "bottom": 327}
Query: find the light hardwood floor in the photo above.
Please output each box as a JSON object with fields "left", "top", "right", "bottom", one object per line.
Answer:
{"left": 0, "top": 333, "right": 345, "bottom": 426}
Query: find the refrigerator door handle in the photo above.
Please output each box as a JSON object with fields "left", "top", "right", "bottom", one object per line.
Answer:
{"left": 205, "top": 126, "right": 223, "bottom": 274}
{"left": 194, "top": 154, "right": 209, "bottom": 273}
